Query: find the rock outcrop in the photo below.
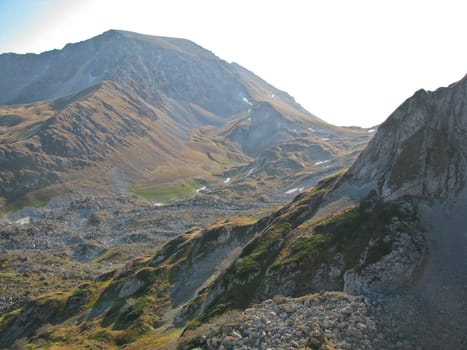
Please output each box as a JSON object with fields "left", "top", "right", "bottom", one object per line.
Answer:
{"left": 348, "top": 75, "right": 467, "bottom": 200}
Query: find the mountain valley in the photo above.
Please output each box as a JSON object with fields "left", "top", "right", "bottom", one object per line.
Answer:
{"left": 0, "top": 30, "right": 466, "bottom": 350}
{"left": 0, "top": 30, "right": 371, "bottom": 214}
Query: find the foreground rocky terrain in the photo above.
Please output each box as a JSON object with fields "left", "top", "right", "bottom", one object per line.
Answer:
{"left": 180, "top": 292, "right": 421, "bottom": 350}
{"left": 0, "top": 190, "right": 278, "bottom": 315}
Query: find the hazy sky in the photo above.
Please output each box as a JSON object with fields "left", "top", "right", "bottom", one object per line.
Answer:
{"left": 0, "top": 0, "right": 466, "bottom": 127}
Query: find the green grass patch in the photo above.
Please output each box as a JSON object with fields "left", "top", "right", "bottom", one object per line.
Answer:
{"left": 87, "top": 211, "right": 108, "bottom": 226}
{"left": 270, "top": 222, "right": 291, "bottom": 236}
{"left": 5, "top": 197, "right": 47, "bottom": 214}
{"left": 232, "top": 221, "right": 291, "bottom": 279}
{"left": 92, "top": 246, "right": 124, "bottom": 264}
{"left": 0, "top": 309, "right": 20, "bottom": 334}
{"left": 127, "top": 297, "right": 151, "bottom": 320}
{"left": 71, "top": 285, "right": 92, "bottom": 299}
{"left": 187, "top": 319, "right": 202, "bottom": 330}
{"left": 272, "top": 234, "right": 331, "bottom": 268}
{"left": 129, "top": 181, "right": 199, "bottom": 202}
{"left": 235, "top": 236, "right": 282, "bottom": 279}
{"left": 32, "top": 199, "right": 47, "bottom": 208}
{"left": 199, "top": 303, "right": 230, "bottom": 322}
{"left": 34, "top": 292, "right": 69, "bottom": 306}
{"left": 316, "top": 206, "right": 366, "bottom": 241}
{"left": 123, "top": 327, "right": 181, "bottom": 349}
{"left": 88, "top": 330, "right": 110, "bottom": 341}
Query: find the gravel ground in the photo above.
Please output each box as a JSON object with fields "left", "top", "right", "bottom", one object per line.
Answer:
{"left": 182, "top": 292, "right": 426, "bottom": 350}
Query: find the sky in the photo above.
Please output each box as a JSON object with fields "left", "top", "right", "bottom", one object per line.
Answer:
{"left": 0, "top": 0, "right": 466, "bottom": 127}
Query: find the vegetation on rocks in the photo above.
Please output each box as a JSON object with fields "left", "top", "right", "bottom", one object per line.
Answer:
{"left": 129, "top": 181, "right": 199, "bottom": 202}
{"left": 272, "top": 233, "right": 331, "bottom": 268}
{"left": 87, "top": 210, "right": 108, "bottom": 226}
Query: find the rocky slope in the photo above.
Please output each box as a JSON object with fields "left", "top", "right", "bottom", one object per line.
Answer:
{"left": 173, "top": 75, "right": 467, "bottom": 349}
{"left": 0, "top": 30, "right": 371, "bottom": 211}
{"left": 347, "top": 75, "right": 467, "bottom": 199}
{"left": 179, "top": 293, "right": 418, "bottom": 350}
{"left": 0, "top": 30, "right": 248, "bottom": 118}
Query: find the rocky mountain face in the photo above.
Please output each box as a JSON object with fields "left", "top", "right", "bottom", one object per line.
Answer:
{"left": 0, "top": 30, "right": 370, "bottom": 211}
{"left": 0, "top": 30, "right": 246, "bottom": 119}
{"left": 347, "top": 75, "right": 467, "bottom": 200}
{"left": 171, "top": 75, "right": 467, "bottom": 327}
{"left": 1, "top": 74, "right": 464, "bottom": 349}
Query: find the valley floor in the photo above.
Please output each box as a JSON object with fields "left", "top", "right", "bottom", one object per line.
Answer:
{"left": 1, "top": 190, "right": 466, "bottom": 349}
{"left": 0, "top": 192, "right": 278, "bottom": 315}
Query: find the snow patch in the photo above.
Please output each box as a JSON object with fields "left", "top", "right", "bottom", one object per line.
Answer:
{"left": 246, "top": 167, "right": 256, "bottom": 177}
{"left": 285, "top": 187, "right": 304, "bottom": 195}
{"left": 153, "top": 202, "right": 164, "bottom": 207}
{"left": 320, "top": 138, "right": 330, "bottom": 141}
{"left": 368, "top": 128, "right": 376, "bottom": 133}
{"left": 15, "top": 217, "right": 30, "bottom": 225}
{"left": 314, "top": 160, "right": 331, "bottom": 166}
{"left": 242, "top": 97, "right": 253, "bottom": 106}
{"left": 224, "top": 178, "right": 231, "bottom": 183}
{"left": 271, "top": 93, "right": 275, "bottom": 98}
{"left": 308, "top": 127, "right": 316, "bottom": 132}
{"left": 196, "top": 186, "right": 207, "bottom": 193}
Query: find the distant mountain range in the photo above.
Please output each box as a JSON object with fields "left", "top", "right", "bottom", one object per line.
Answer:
{"left": 0, "top": 30, "right": 371, "bottom": 211}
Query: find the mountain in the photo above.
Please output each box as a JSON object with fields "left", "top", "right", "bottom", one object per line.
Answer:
{"left": 0, "top": 80, "right": 247, "bottom": 206}
{"left": 178, "top": 74, "right": 467, "bottom": 349}
{"left": 0, "top": 29, "right": 325, "bottom": 127}
{"left": 1, "top": 64, "right": 465, "bottom": 350}
{"left": 347, "top": 75, "right": 467, "bottom": 199}
{"left": 0, "top": 30, "right": 371, "bottom": 211}
{"left": 0, "top": 30, "right": 246, "bottom": 117}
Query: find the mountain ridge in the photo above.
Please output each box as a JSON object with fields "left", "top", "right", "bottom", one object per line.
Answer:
{"left": 347, "top": 73, "right": 467, "bottom": 200}
{"left": 0, "top": 30, "right": 371, "bottom": 211}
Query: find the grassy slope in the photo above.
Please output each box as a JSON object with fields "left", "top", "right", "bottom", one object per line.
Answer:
{"left": 0, "top": 81, "right": 251, "bottom": 211}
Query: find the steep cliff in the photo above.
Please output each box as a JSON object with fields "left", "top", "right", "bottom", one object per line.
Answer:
{"left": 347, "top": 75, "right": 467, "bottom": 200}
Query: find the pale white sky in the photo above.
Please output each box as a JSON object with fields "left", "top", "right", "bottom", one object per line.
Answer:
{"left": 0, "top": 0, "right": 466, "bottom": 127}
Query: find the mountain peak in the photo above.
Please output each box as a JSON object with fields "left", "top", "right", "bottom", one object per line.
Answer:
{"left": 448, "top": 72, "right": 467, "bottom": 88}
{"left": 0, "top": 30, "right": 237, "bottom": 111}
{"left": 347, "top": 75, "right": 467, "bottom": 200}
{"left": 95, "top": 29, "right": 217, "bottom": 59}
